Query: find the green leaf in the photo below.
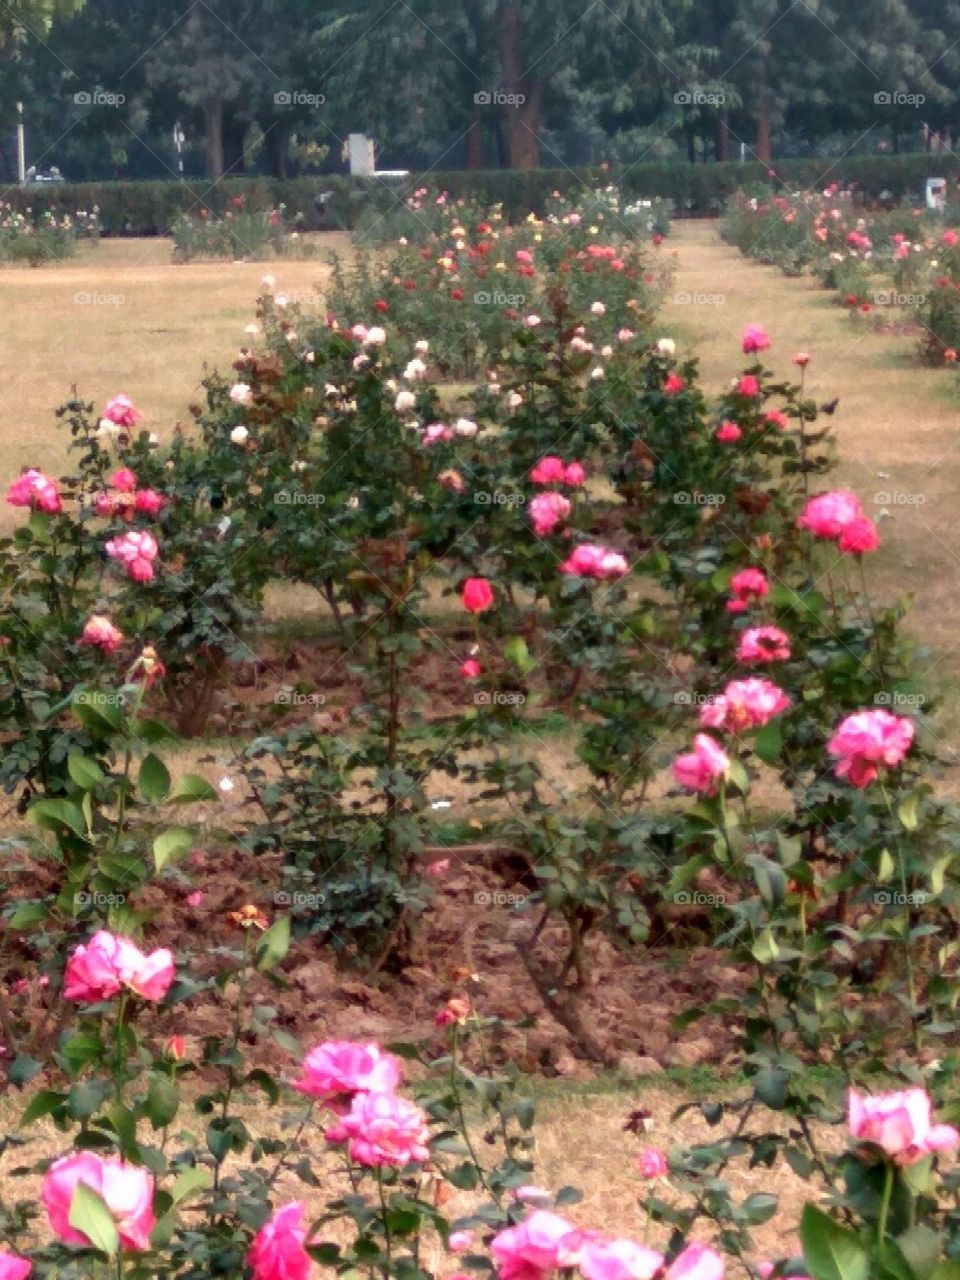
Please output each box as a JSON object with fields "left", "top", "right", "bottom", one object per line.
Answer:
{"left": 801, "top": 1204, "right": 870, "bottom": 1280}
{"left": 753, "top": 1067, "right": 789, "bottom": 1110}
{"left": 8, "top": 901, "right": 48, "bottom": 929}
{"left": 69, "top": 1182, "right": 119, "bottom": 1257}
{"left": 139, "top": 753, "right": 171, "bottom": 803}
{"left": 168, "top": 774, "right": 217, "bottom": 803}
{"left": 753, "top": 717, "right": 783, "bottom": 765}
{"left": 31, "top": 798, "right": 87, "bottom": 838}
{"left": 21, "top": 1089, "right": 67, "bottom": 1125}
{"left": 68, "top": 754, "right": 105, "bottom": 791}
{"left": 145, "top": 1074, "right": 180, "bottom": 1129}
{"left": 256, "top": 916, "right": 290, "bottom": 971}
{"left": 877, "top": 848, "right": 895, "bottom": 884}
{"left": 171, "top": 1167, "right": 212, "bottom": 1206}
{"left": 896, "top": 1225, "right": 942, "bottom": 1280}
{"left": 153, "top": 828, "right": 194, "bottom": 873}
{"left": 741, "top": 1192, "right": 779, "bottom": 1224}
{"left": 898, "top": 794, "right": 920, "bottom": 832}
{"left": 72, "top": 690, "right": 124, "bottom": 733}
{"left": 504, "top": 635, "right": 536, "bottom": 675}
{"left": 750, "top": 928, "right": 780, "bottom": 965}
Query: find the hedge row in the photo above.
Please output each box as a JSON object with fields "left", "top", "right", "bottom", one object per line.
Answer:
{"left": 6, "top": 155, "right": 951, "bottom": 236}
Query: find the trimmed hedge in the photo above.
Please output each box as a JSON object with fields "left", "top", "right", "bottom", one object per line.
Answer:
{"left": 6, "top": 155, "right": 950, "bottom": 236}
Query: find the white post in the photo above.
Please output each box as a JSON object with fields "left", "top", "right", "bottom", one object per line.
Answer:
{"left": 16, "top": 101, "right": 26, "bottom": 184}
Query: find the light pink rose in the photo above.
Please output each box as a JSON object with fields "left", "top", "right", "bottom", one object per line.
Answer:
{"left": 637, "top": 1147, "right": 669, "bottom": 1179}
{"left": 672, "top": 734, "right": 730, "bottom": 794}
{"left": 293, "top": 1041, "right": 402, "bottom": 1105}
{"left": 848, "top": 1087, "right": 959, "bottom": 1164}
{"left": 580, "top": 1238, "right": 665, "bottom": 1280}
{"left": 42, "top": 1151, "right": 155, "bottom": 1251}
{"left": 80, "top": 615, "right": 124, "bottom": 654}
{"left": 247, "top": 1202, "right": 312, "bottom": 1280}
{"left": 490, "top": 1210, "right": 576, "bottom": 1280}
{"left": 325, "top": 1090, "right": 430, "bottom": 1166}
{"left": 229, "top": 383, "right": 253, "bottom": 405}
{"left": 827, "top": 710, "right": 914, "bottom": 788}
{"left": 736, "top": 627, "right": 791, "bottom": 663}
{"left": 105, "top": 530, "right": 158, "bottom": 583}
{"left": 561, "top": 544, "right": 628, "bottom": 580}
{"left": 665, "top": 1244, "right": 725, "bottom": 1280}
{"left": 798, "top": 490, "right": 863, "bottom": 539}
{"left": 449, "top": 1231, "right": 474, "bottom": 1253}
{"left": 530, "top": 492, "right": 572, "bottom": 537}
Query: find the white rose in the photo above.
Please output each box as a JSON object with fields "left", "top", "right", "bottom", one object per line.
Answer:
{"left": 590, "top": 301, "right": 606, "bottom": 315}
{"left": 230, "top": 425, "right": 249, "bottom": 444}
{"left": 454, "top": 417, "right": 478, "bottom": 437}
{"left": 395, "top": 390, "right": 417, "bottom": 412}
{"left": 229, "top": 383, "right": 252, "bottom": 405}
{"left": 365, "top": 326, "right": 387, "bottom": 346}
{"left": 656, "top": 338, "right": 676, "bottom": 356}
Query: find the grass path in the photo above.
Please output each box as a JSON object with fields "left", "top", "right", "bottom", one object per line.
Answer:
{"left": 662, "top": 219, "right": 960, "bottom": 743}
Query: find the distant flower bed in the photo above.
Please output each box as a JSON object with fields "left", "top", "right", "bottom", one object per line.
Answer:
{"left": 0, "top": 202, "right": 100, "bottom": 265}
{"left": 170, "top": 199, "right": 317, "bottom": 262}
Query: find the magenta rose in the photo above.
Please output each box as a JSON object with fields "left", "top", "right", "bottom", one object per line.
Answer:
{"left": 490, "top": 1210, "right": 576, "bottom": 1280}
{"left": 827, "top": 710, "right": 914, "bottom": 788}
{"left": 325, "top": 1091, "right": 430, "bottom": 1166}
{"left": 247, "top": 1202, "right": 313, "bottom": 1280}
{"left": 293, "top": 1040, "right": 401, "bottom": 1106}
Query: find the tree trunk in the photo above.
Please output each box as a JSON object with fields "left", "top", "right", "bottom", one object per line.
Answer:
{"left": 755, "top": 62, "right": 771, "bottom": 162}
{"left": 204, "top": 97, "right": 224, "bottom": 180}
{"left": 715, "top": 113, "right": 730, "bottom": 162}
{"left": 264, "top": 125, "right": 289, "bottom": 179}
{"left": 498, "top": 1, "right": 543, "bottom": 168}
{"left": 466, "top": 110, "right": 485, "bottom": 169}
{"left": 222, "top": 113, "right": 246, "bottom": 175}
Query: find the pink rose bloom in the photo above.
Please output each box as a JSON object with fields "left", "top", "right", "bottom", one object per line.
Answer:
{"left": 530, "top": 492, "right": 572, "bottom": 536}
{"left": 0, "top": 1251, "right": 31, "bottom": 1279}
{"left": 105, "top": 530, "right": 158, "bottom": 583}
{"left": 664, "top": 374, "right": 685, "bottom": 395}
{"left": 764, "top": 410, "right": 790, "bottom": 430}
{"left": 248, "top": 1202, "right": 313, "bottom": 1280}
{"left": 737, "top": 627, "right": 791, "bottom": 663}
{"left": 742, "top": 325, "right": 770, "bottom": 354}
{"left": 715, "top": 421, "right": 742, "bottom": 443}
{"left": 80, "top": 614, "right": 124, "bottom": 654}
{"left": 673, "top": 734, "right": 731, "bottom": 794}
{"left": 103, "top": 394, "right": 141, "bottom": 427}
{"left": 530, "top": 456, "right": 567, "bottom": 485}
{"left": 564, "top": 462, "right": 586, "bottom": 486}
{"left": 186, "top": 891, "right": 205, "bottom": 907}
{"left": 423, "top": 422, "right": 454, "bottom": 446}
{"left": 134, "top": 489, "right": 165, "bottom": 516}
{"left": 827, "top": 710, "right": 914, "bottom": 788}
{"left": 561, "top": 545, "right": 628, "bottom": 580}
{"left": 449, "top": 1231, "right": 474, "bottom": 1254}
{"left": 461, "top": 658, "right": 481, "bottom": 678}
{"left": 490, "top": 1211, "right": 576, "bottom": 1280}
{"left": 43, "top": 1151, "right": 155, "bottom": 1251}
{"left": 943, "top": 229, "right": 959, "bottom": 247}
{"left": 798, "top": 490, "right": 863, "bottom": 539}
{"left": 7, "top": 469, "right": 62, "bottom": 514}
{"left": 699, "top": 679, "right": 790, "bottom": 733}
{"left": 637, "top": 1147, "right": 669, "bottom": 1179}
{"left": 848, "top": 1087, "right": 959, "bottom": 1165}
{"left": 108, "top": 468, "right": 138, "bottom": 492}
{"left": 427, "top": 859, "right": 450, "bottom": 876}
{"left": 64, "top": 931, "right": 174, "bottom": 1003}
{"left": 463, "top": 577, "right": 495, "bottom": 613}
{"left": 325, "top": 1090, "right": 430, "bottom": 1166}
{"left": 293, "top": 1041, "right": 402, "bottom": 1105}
{"left": 617, "top": 328, "right": 635, "bottom": 342}
{"left": 557, "top": 1229, "right": 605, "bottom": 1267}
{"left": 665, "top": 1243, "right": 725, "bottom": 1280}
{"left": 727, "top": 567, "right": 768, "bottom": 614}
{"left": 737, "top": 375, "right": 760, "bottom": 397}
{"left": 229, "top": 382, "right": 253, "bottom": 405}
{"left": 838, "top": 516, "right": 879, "bottom": 556}
{"left": 515, "top": 249, "right": 534, "bottom": 264}
{"left": 580, "top": 1239, "right": 665, "bottom": 1280}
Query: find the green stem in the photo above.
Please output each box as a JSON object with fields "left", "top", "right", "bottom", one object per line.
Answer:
{"left": 878, "top": 1161, "right": 894, "bottom": 1245}
{"left": 377, "top": 1166, "right": 392, "bottom": 1278}
{"left": 879, "top": 780, "right": 921, "bottom": 1053}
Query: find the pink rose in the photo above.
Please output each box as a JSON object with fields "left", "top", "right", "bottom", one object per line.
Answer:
{"left": 848, "top": 1087, "right": 959, "bottom": 1165}
{"left": 42, "top": 1151, "right": 155, "bottom": 1251}
{"left": 699, "top": 679, "right": 790, "bottom": 733}
{"left": 490, "top": 1210, "right": 576, "bottom": 1280}
{"left": 737, "top": 375, "right": 760, "bottom": 397}
{"left": 325, "top": 1090, "right": 430, "bottom": 1166}
{"left": 64, "top": 931, "right": 174, "bottom": 1003}
{"left": 580, "top": 1239, "right": 665, "bottom": 1280}
{"left": 105, "top": 530, "right": 158, "bottom": 583}
{"left": 462, "top": 577, "right": 494, "bottom": 613}
{"left": 737, "top": 627, "right": 791, "bottom": 663}
{"left": 764, "top": 410, "right": 790, "bottom": 430}
{"left": 293, "top": 1040, "right": 402, "bottom": 1105}
{"left": 727, "top": 568, "right": 769, "bottom": 614}
{"left": 530, "top": 492, "right": 572, "bottom": 537}
{"left": 798, "top": 490, "right": 863, "bottom": 539}
{"left": 561, "top": 545, "right": 628, "bottom": 580}
{"left": 80, "top": 614, "right": 124, "bottom": 654}
{"left": 423, "top": 422, "right": 454, "bottom": 446}
{"left": 673, "top": 734, "right": 730, "bottom": 793}
{"left": 637, "top": 1147, "right": 668, "bottom": 1179}
{"left": 530, "top": 456, "right": 567, "bottom": 485}
{"left": 248, "top": 1202, "right": 313, "bottom": 1280}
{"left": 742, "top": 325, "right": 770, "bottom": 354}
{"left": 715, "top": 421, "right": 741, "bottom": 443}
{"left": 108, "top": 468, "right": 138, "bottom": 492}
{"left": 827, "top": 710, "right": 914, "bottom": 788}
{"left": 134, "top": 489, "right": 165, "bottom": 516}
{"left": 943, "top": 229, "right": 959, "bottom": 247}
{"left": 103, "top": 394, "right": 141, "bottom": 427}
{"left": 6, "top": 469, "right": 62, "bottom": 514}
{"left": 449, "top": 1231, "right": 474, "bottom": 1253}
{"left": 0, "top": 1252, "right": 30, "bottom": 1279}
{"left": 665, "top": 1244, "right": 725, "bottom": 1280}
{"left": 564, "top": 462, "right": 586, "bottom": 486}
{"left": 664, "top": 374, "right": 685, "bottom": 395}
{"left": 838, "top": 516, "right": 879, "bottom": 556}
{"left": 461, "top": 658, "right": 481, "bottom": 678}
